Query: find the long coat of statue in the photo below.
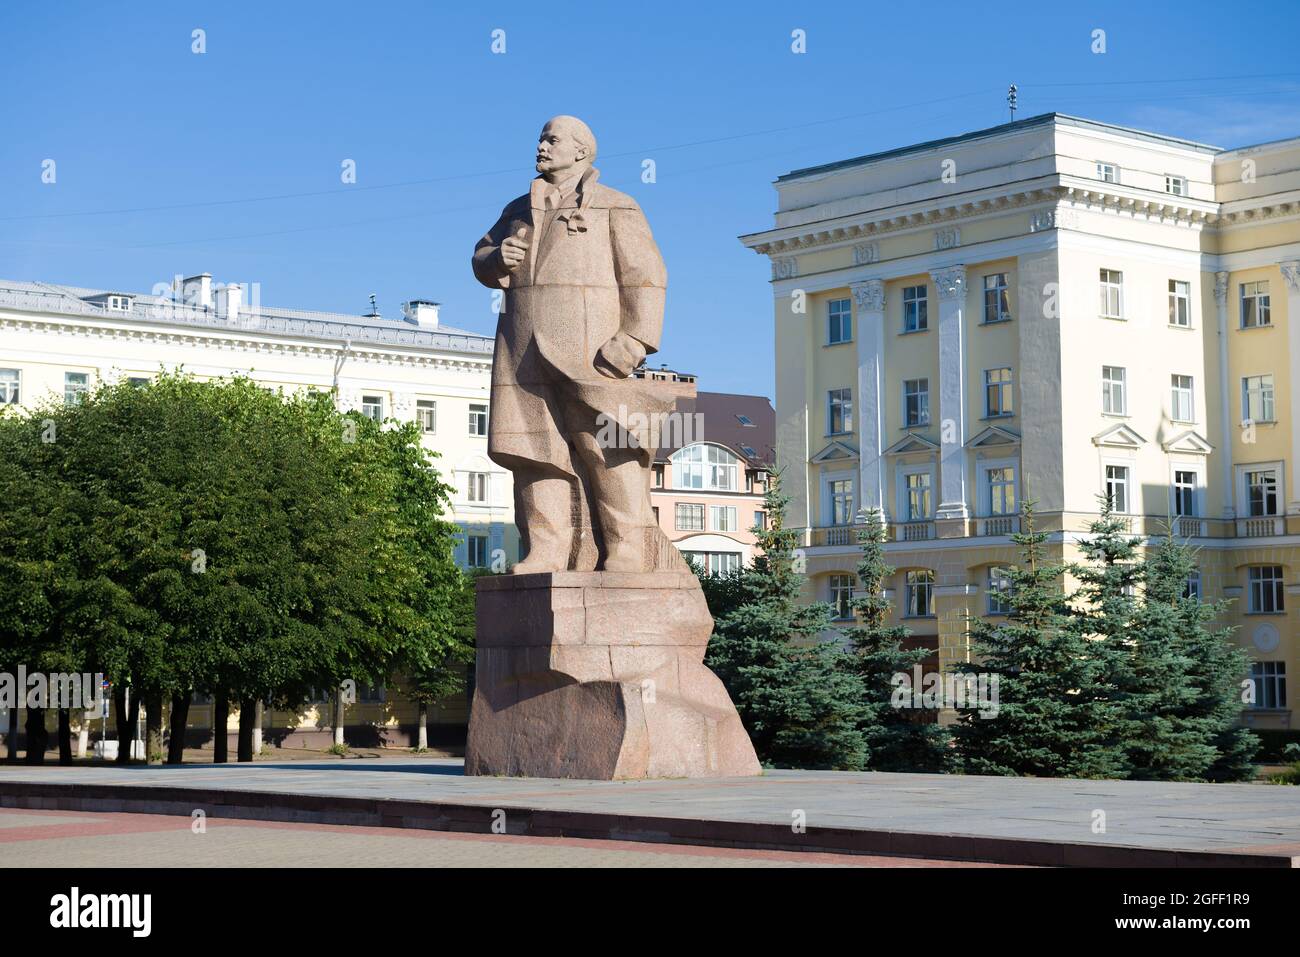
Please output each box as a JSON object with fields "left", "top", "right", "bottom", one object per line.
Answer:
{"left": 472, "top": 167, "right": 671, "bottom": 479}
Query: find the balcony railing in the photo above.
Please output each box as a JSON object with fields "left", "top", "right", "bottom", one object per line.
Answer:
{"left": 1239, "top": 516, "right": 1283, "bottom": 538}
{"left": 894, "top": 521, "right": 934, "bottom": 542}
{"left": 977, "top": 515, "right": 1019, "bottom": 537}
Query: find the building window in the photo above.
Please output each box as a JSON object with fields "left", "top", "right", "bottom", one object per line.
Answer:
{"left": 1099, "top": 269, "right": 1124, "bottom": 319}
{"left": 0, "top": 368, "right": 19, "bottom": 405}
{"left": 127, "top": 377, "right": 150, "bottom": 388}
{"left": 902, "top": 285, "right": 928, "bottom": 333}
{"left": 829, "top": 574, "right": 855, "bottom": 620}
{"left": 984, "top": 367, "right": 1013, "bottom": 417}
{"left": 988, "top": 466, "right": 1016, "bottom": 516}
{"left": 827, "top": 298, "right": 852, "bottom": 345}
{"left": 1105, "top": 464, "right": 1130, "bottom": 513}
{"left": 1184, "top": 570, "right": 1201, "bottom": 601}
{"left": 1102, "top": 366, "right": 1127, "bottom": 415}
{"left": 904, "top": 570, "right": 935, "bottom": 618}
{"left": 1246, "top": 468, "right": 1279, "bottom": 517}
{"left": 675, "top": 503, "right": 705, "bottom": 531}
{"left": 1248, "top": 566, "right": 1285, "bottom": 614}
{"left": 754, "top": 510, "right": 767, "bottom": 530}
{"left": 653, "top": 464, "right": 664, "bottom": 488}
{"left": 1242, "top": 374, "right": 1275, "bottom": 423}
{"left": 361, "top": 395, "right": 383, "bottom": 421}
{"left": 710, "top": 505, "right": 737, "bottom": 532}
{"left": 1171, "top": 374, "right": 1194, "bottom": 423}
{"left": 1249, "top": 661, "right": 1287, "bottom": 709}
{"left": 905, "top": 472, "right": 932, "bottom": 521}
{"left": 359, "top": 683, "right": 386, "bottom": 704}
{"left": 466, "top": 471, "right": 488, "bottom": 503}
{"left": 982, "top": 273, "right": 1011, "bottom": 323}
{"left": 1173, "top": 470, "right": 1197, "bottom": 517}
{"left": 987, "top": 567, "right": 1013, "bottom": 615}
{"left": 1168, "top": 280, "right": 1191, "bottom": 327}
{"left": 682, "top": 551, "right": 741, "bottom": 576}
{"left": 64, "top": 372, "right": 89, "bottom": 406}
{"left": 829, "top": 479, "right": 855, "bottom": 526}
{"left": 1241, "top": 281, "right": 1271, "bottom": 328}
{"left": 467, "top": 535, "right": 489, "bottom": 568}
{"left": 1164, "top": 174, "right": 1187, "bottom": 196}
{"left": 828, "top": 388, "right": 853, "bottom": 435}
{"left": 1096, "top": 162, "right": 1118, "bottom": 183}
{"left": 417, "top": 399, "right": 436, "bottom": 433}
{"left": 107, "top": 295, "right": 132, "bottom": 312}
{"left": 468, "top": 403, "right": 488, "bottom": 436}
{"left": 903, "top": 378, "right": 929, "bottom": 427}
{"left": 672, "top": 444, "right": 738, "bottom": 491}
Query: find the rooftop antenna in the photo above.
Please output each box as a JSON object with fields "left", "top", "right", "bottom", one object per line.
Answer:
{"left": 1007, "top": 84, "right": 1018, "bottom": 122}
{"left": 365, "top": 293, "right": 381, "bottom": 318}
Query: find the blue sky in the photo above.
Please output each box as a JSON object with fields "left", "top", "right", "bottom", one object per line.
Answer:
{"left": 2, "top": 0, "right": 1298, "bottom": 397}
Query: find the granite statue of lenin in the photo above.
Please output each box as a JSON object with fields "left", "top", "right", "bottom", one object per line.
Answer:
{"left": 465, "top": 116, "right": 761, "bottom": 778}
{"left": 472, "top": 115, "right": 677, "bottom": 574}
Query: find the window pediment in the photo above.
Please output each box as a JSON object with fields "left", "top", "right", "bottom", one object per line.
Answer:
{"left": 884, "top": 432, "right": 939, "bottom": 456}
{"left": 1092, "top": 423, "right": 1146, "bottom": 449}
{"left": 1161, "top": 429, "right": 1213, "bottom": 455}
{"left": 811, "top": 440, "right": 859, "bottom": 463}
{"left": 966, "top": 425, "right": 1021, "bottom": 449}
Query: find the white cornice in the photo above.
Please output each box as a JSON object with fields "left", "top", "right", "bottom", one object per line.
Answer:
{"left": 743, "top": 177, "right": 1298, "bottom": 265}
{"left": 0, "top": 312, "right": 492, "bottom": 373}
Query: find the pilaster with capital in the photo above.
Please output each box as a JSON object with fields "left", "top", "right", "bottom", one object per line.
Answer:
{"left": 852, "top": 279, "right": 887, "bottom": 522}
{"left": 931, "top": 266, "right": 969, "bottom": 524}
{"left": 1214, "top": 271, "right": 1234, "bottom": 518}
{"left": 1283, "top": 262, "right": 1300, "bottom": 512}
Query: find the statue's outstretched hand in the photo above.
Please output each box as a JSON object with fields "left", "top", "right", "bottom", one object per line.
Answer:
{"left": 594, "top": 331, "right": 646, "bottom": 379}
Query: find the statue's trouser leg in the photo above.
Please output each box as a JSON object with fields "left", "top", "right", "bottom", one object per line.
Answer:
{"left": 569, "top": 429, "right": 651, "bottom": 572}
{"left": 512, "top": 467, "right": 575, "bottom": 572}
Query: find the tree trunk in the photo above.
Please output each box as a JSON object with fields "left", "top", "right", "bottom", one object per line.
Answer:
{"left": 24, "top": 707, "right": 47, "bottom": 764}
{"left": 417, "top": 701, "right": 428, "bottom": 750}
{"left": 113, "top": 685, "right": 132, "bottom": 763}
{"left": 252, "top": 699, "right": 264, "bottom": 754}
{"left": 167, "top": 692, "right": 191, "bottom": 764}
{"left": 144, "top": 692, "right": 163, "bottom": 765}
{"left": 237, "top": 697, "right": 256, "bottom": 762}
{"left": 5, "top": 707, "right": 17, "bottom": 763}
{"left": 213, "top": 694, "right": 229, "bottom": 763}
{"left": 57, "top": 709, "right": 72, "bottom": 765}
{"left": 333, "top": 688, "right": 346, "bottom": 746}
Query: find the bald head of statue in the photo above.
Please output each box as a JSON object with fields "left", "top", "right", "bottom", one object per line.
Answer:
{"left": 535, "top": 115, "right": 598, "bottom": 183}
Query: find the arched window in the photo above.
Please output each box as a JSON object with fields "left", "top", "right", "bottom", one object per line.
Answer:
{"left": 671, "top": 443, "right": 738, "bottom": 491}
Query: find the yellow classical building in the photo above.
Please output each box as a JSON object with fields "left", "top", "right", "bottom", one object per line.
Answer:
{"left": 741, "top": 113, "right": 1299, "bottom": 730}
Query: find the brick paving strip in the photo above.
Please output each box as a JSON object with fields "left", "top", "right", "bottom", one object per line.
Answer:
{"left": 1, "top": 759, "right": 1297, "bottom": 867}
{"left": 0, "top": 807, "right": 1004, "bottom": 867}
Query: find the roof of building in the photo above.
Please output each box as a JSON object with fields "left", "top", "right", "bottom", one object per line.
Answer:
{"left": 776, "top": 112, "right": 1225, "bottom": 183}
{"left": 652, "top": 389, "right": 776, "bottom": 467}
{"left": 0, "top": 278, "right": 494, "bottom": 356}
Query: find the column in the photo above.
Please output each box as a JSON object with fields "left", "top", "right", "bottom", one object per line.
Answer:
{"left": 931, "top": 265, "right": 969, "bottom": 527}
{"left": 1283, "top": 262, "right": 1300, "bottom": 513}
{"left": 1215, "top": 271, "right": 1235, "bottom": 519}
{"left": 852, "top": 279, "right": 886, "bottom": 523}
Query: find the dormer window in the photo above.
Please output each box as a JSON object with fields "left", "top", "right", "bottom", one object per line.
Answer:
{"left": 107, "top": 295, "right": 133, "bottom": 312}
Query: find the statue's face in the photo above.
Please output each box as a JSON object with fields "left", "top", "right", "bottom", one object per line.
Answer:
{"left": 536, "top": 122, "right": 587, "bottom": 175}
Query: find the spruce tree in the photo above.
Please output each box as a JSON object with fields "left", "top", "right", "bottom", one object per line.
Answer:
{"left": 1064, "top": 494, "right": 1144, "bottom": 777}
{"left": 841, "top": 509, "right": 950, "bottom": 772}
{"left": 703, "top": 469, "right": 869, "bottom": 770}
{"left": 1137, "top": 532, "right": 1258, "bottom": 781}
{"left": 952, "top": 502, "right": 1127, "bottom": 778}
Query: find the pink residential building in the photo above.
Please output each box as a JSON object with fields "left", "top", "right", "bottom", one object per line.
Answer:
{"left": 633, "top": 365, "right": 774, "bottom": 574}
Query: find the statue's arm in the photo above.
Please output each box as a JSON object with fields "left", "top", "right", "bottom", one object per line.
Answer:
{"left": 472, "top": 210, "right": 513, "bottom": 290}
{"left": 609, "top": 204, "right": 666, "bottom": 355}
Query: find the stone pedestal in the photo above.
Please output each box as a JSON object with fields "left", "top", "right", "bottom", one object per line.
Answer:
{"left": 465, "top": 571, "right": 761, "bottom": 779}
